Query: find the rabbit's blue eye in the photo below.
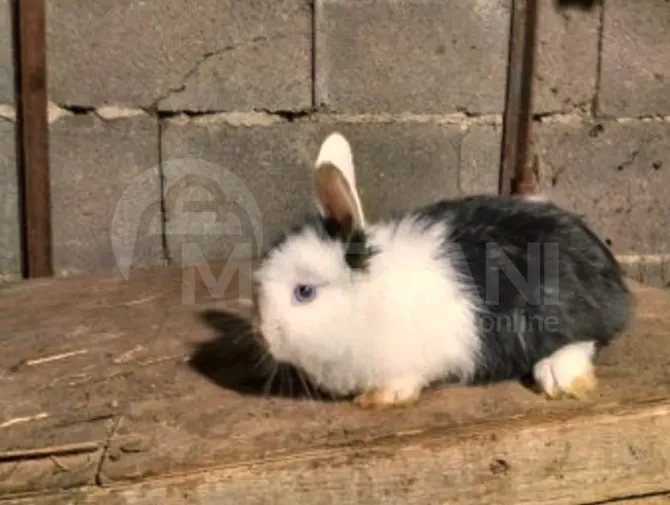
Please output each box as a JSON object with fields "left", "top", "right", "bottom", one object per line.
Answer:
{"left": 293, "top": 284, "right": 316, "bottom": 303}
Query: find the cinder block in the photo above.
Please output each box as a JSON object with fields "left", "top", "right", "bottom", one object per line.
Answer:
{"left": 599, "top": 0, "right": 670, "bottom": 116}
{"left": 160, "top": 120, "right": 463, "bottom": 263}
{"left": 637, "top": 257, "right": 670, "bottom": 290}
{"left": 316, "top": 0, "right": 511, "bottom": 114}
{"left": 0, "top": 119, "right": 20, "bottom": 281}
{"left": 49, "top": 114, "right": 164, "bottom": 277}
{"left": 160, "top": 120, "right": 309, "bottom": 265}
{"left": 535, "top": 121, "right": 670, "bottom": 254}
{"left": 305, "top": 123, "right": 463, "bottom": 218}
{"left": 0, "top": 0, "right": 17, "bottom": 281}
{"left": 533, "top": 0, "right": 600, "bottom": 113}
{"left": 0, "top": 0, "right": 13, "bottom": 103}
{"left": 620, "top": 256, "right": 670, "bottom": 290}
{"left": 460, "top": 126, "right": 502, "bottom": 195}
{"left": 46, "top": 0, "right": 312, "bottom": 111}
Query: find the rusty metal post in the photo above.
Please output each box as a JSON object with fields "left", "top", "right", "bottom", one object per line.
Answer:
{"left": 14, "top": 0, "right": 53, "bottom": 278}
{"left": 499, "top": 0, "right": 539, "bottom": 196}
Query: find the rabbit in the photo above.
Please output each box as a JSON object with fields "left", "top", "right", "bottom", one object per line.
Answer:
{"left": 251, "top": 132, "right": 633, "bottom": 409}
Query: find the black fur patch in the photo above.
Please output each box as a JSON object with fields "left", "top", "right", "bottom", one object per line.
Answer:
{"left": 416, "top": 194, "right": 633, "bottom": 384}
{"left": 262, "top": 214, "right": 378, "bottom": 272}
{"left": 344, "top": 229, "right": 378, "bottom": 272}
{"left": 261, "top": 215, "right": 330, "bottom": 261}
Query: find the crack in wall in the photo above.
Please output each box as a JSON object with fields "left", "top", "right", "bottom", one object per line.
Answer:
{"left": 151, "top": 32, "right": 305, "bottom": 111}
{"left": 615, "top": 148, "right": 640, "bottom": 172}
{"left": 156, "top": 118, "right": 171, "bottom": 265}
{"left": 35, "top": 103, "right": 670, "bottom": 127}
{"left": 4, "top": 101, "right": 670, "bottom": 126}
{"left": 310, "top": 0, "right": 317, "bottom": 109}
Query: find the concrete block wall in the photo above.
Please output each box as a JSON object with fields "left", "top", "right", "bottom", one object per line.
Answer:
{"left": 0, "top": 0, "right": 669, "bottom": 287}
{"left": 0, "top": 0, "right": 19, "bottom": 282}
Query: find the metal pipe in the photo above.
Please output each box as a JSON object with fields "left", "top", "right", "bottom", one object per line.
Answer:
{"left": 498, "top": 0, "right": 539, "bottom": 197}
{"left": 14, "top": 0, "right": 53, "bottom": 278}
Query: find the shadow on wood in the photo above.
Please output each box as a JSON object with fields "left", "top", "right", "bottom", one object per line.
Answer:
{"left": 189, "top": 307, "right": 544, "bottom": 403}
{"left": 188, "top": 308, "right": 336, "bottom": 402}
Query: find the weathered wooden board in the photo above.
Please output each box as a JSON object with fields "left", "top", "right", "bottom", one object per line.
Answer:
{"left": 1, "top": 263, "right": 669, "bottom": 504}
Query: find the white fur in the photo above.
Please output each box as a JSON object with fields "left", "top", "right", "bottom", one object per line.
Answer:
{"left": 522, "top": 193, "right": 549, "bottom": 203}
{"left": 532, "top": 340, "right": 596, "bottom": 396}
{"left": 314, "top": 132, "right": 366, "bottom": 228}
{"left": 254, "top": 132, "right": 485, "bottom": 397}
{"left": 255, "top": 215, "right": 482, "bottom": 397}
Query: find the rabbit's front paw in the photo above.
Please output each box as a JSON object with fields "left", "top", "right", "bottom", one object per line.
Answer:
{"left": 353, "top": 378, "right": 422, "bottom": 410}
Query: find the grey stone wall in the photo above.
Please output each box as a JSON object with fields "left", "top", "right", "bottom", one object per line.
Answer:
{"left": 0, "top": 0, "right": 20, "bottom": 281}
{"left": 0, "top": 0, "right": 668, "bottom": 287}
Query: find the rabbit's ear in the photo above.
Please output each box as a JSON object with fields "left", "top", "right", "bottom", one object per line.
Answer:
{"left": 313, "top": 132, "right": 366, "bottom": 241}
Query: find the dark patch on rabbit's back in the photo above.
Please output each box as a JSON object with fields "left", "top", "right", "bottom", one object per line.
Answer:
{"left": 415, "top": 195, "right": 633, "bottom": 384}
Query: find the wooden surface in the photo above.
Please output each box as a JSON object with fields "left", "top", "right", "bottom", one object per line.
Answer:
{"left": 1, "top": 263, "right": 670, "bottom": 504}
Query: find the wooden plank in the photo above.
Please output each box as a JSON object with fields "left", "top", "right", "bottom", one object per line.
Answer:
{"left": 0, "top": 263, "right": 669, "bottom": 503}
{"left": 499, "top": 0, "right": 538, "bottom": 196}
{"left": 14, "top": 0, "right": 53, "bottom": 278}
{"left": 2, "top": 402, "right": 670, "bottom": 505}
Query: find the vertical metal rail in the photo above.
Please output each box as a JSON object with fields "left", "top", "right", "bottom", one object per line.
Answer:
{"left": 14, "top": 0, "right": 53, "bottom": 278}
{"left": 498, "top": 0, "right": 539, "bottom": 196}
